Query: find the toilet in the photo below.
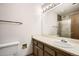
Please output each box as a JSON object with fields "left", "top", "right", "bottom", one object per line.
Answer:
{"left": 0, "top": 41, "right": 20, "bottom": 56}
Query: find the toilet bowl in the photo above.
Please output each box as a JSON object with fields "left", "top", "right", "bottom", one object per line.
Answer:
{"left": 0, "top": 41, "right": 20, "bottom": 56}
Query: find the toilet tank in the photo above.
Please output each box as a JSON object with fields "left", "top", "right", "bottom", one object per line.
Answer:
{"left": 0, "top": 41, "right": 20, "bottom": 56}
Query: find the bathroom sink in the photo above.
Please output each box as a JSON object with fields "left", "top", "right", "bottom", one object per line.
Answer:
{"left": 54, "top": 40, "right": 73, "bottom": 48}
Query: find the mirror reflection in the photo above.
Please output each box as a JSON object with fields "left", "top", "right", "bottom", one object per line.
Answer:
{"left": 41, "top": 3, "right": 79, "bottom": 39}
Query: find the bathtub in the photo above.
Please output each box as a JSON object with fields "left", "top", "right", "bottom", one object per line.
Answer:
{"left": 0, "top": 41, "right": 20, "bottom": 56}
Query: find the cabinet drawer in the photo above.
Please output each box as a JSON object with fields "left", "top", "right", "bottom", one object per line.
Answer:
{"left": 33, "top": 39, "right": 38, "bottom": 45}
{"left": 38, "top": 41, "right": 43, "bottom": 49}
{"left": 44, "top": 52, "right": 51, "bottom": 56}
{"left": 44, "top": 45, "right": 55, "bottom": 56}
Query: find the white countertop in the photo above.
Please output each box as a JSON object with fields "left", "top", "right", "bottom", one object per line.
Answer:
{"left": 32, "top": 35, "right": 79, "bottom": 56}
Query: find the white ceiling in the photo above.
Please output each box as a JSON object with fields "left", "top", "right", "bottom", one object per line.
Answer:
{"left": 51, "top": 3, "right": 79, "bottom": 15}
{"left": 43, "top": 3, "right": 79, "bottom": 16}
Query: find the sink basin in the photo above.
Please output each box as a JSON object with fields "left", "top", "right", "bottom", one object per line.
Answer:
{"left": 54, "top": 40, "right": 73, "bottom": 48}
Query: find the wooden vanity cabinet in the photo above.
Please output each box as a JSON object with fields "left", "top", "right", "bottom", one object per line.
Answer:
{"left": 55, "top": 49, "right": 72, "bottom": 56}
{"left": 32, "top": 38, "right": 74, "bottom": 56}
{"left": 33, "top": 39, "right": 43, "bottom": 56}
{"left": 44, "top": 44, "right": 56, "bottom": 56}
{"left": 33, "top": 45, "right": 38, "bottom": 56}
{"left": 44, "top": 44, "right": 71, "bottom": 56}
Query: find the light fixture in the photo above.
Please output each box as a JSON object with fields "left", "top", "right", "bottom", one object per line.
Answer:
{"left": 42, "top": 3, "right": 60, "bottom": 13}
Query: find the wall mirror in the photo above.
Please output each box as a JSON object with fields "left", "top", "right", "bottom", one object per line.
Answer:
{"left": 41, "top": 3, "right": 79, "bottom": 39}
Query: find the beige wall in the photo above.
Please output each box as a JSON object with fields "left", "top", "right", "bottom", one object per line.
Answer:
{"left": 0, "top": 3, "right": 41, "bottom": 56}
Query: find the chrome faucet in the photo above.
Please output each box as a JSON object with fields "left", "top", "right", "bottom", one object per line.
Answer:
{"left": 61, "top": 39, "right": 67, "bottom": 43}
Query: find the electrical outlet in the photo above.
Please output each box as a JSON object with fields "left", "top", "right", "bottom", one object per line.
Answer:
{"left": 22, "top": 43, "right": 27, "bottom": 49}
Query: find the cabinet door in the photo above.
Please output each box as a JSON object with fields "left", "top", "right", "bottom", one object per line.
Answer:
{"left": 44, "top": 45, "right": 55, "bottom": 56}
{"left": 38, "top": 41, "right": 43, "bottom": 49}
{"left": 33, "top": 45, "right": 38, "bottom": 56}
{"left": 44, "top": 51, "right": 51, "bottom": 56}
{"left": 56, "top": 52, "right": 66, "bottom": 56}
{"left": 56, "top": 52, "right": 69, "bottom": 56}
{"left": 37, "top": 47, "right": 43, "bottom": 56}
{"left": 33, "top": 44, "right": 43, "bottom": 56}
{"left": 56, "top": 50, "right": 71, "bottom": 56}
